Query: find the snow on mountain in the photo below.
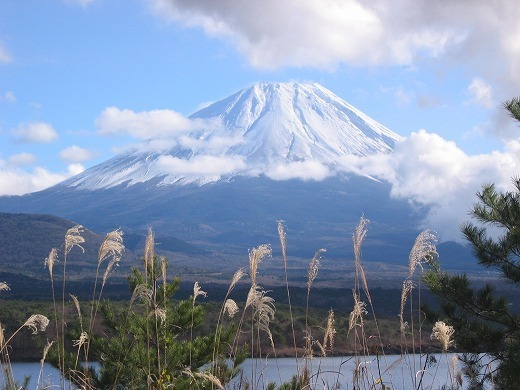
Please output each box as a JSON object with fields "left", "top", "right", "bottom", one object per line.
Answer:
{"left": 62, "top": 82, "right": 402, "bottom": 190}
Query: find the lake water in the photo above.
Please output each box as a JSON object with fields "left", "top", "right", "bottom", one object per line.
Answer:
{"left": 4, "top": 353, "right": 491, "bottom": 389}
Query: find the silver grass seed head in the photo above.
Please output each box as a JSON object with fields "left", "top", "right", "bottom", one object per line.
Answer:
{"left": 130, "top": 284, "right": 153, "bottom": 306}
{"left": 431, "top": 321, "right": 455, "bottom": 351}
{"left": 307, "top": 249, "right": 325, "bottom": 292}
{"left": 44, "top": 248, "right": 59, "bottom": 279}
{"left": 348, "top": 293, "right": 367, "bottom": 332}
{"left": 98, "top": 228, "right": 124, "bottom": 264}
{"left": 249, "top": 244, "right": 272, "bottom": 285}
{"left": 193, "top": 281, "right": 207, "bottom": 301}
{"left": 65, "top": 225, "right": 85, "bottom": 255}
{"left": 399, "top": 279, "right": 414, "bottom": 333}
{"left": 144, "top": 227, "right": 155, "bottom": 271}
{"left": 353, "top": 216, "right": 369, "bottom": 257}
{"left": 40, "top": 340, "right": 54, "bottom": 364}
{"left": 324, "top": 309, "right": 336, "bottom": 350}
{"left": 230, "top": 268, "right": 245, "bottom": 291}
{"left": 154, "top": 308, "right": 167, "bottom": 325}
{"left": 73, "top": 331, "right": 89, "bottom": 348}
{"left": 24, "top": 314, "right": 50, "bottom": 334}
{"left": 224, "top": 299, "right": 239, "bottom": 318}
{"left": 409, "top": 230, "right": 438, "bottom": 277}
{"left": 195, "top": 372, "right": 224, "bottom": 389}
{"left": 70, "top": 294, "right": 82, "bottom": 320}
{"left": 160, "top": 256, "right": 168, "bottom": 283}
{"left": 102, "top": 257, "right": 121, "bottom": 286}
{"left": 277, "top": 220, "right": 287, "bottom": 256}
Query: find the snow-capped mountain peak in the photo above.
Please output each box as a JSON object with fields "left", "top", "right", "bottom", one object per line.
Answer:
{"left": 62, "top": 82, "right": 402, "bottom": 190}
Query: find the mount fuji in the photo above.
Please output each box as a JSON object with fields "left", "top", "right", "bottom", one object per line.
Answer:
{"left": 62, "top": 82, "right": 401, "bottom": 189}
{"left": 0, "top": 82, "right": 471, "bottom": 276}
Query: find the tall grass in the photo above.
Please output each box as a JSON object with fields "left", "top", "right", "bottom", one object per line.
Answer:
{"left": 0, "top": 217, "right": 489, "bottom": 389}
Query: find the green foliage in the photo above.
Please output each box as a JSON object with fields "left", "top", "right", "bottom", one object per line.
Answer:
{"left": 84, "top": 257, "right": 241, "bottom": 389}
{"left": 424, "top": 177, "right": 520, "bottom": 388}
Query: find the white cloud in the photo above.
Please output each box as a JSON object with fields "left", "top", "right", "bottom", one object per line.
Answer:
{"left": 0, "top": 43, "right": 12, "bottom": 64}
{"left": 67, "top": 163, "right": 85, "bottom": 175}
{"left": 7, "top": 153, "right": 36, "bottom": 167}
{"left": 96, "top": 107, "right": 224, "bottom": 139}
{"left": 152, "top": 1, "right": 520, "bottom": 107}
{"left": 150, "top": 1, "right": 476, "bottom": 69}
{"left": 60, "top": 145, "right": 96, "bottom": 163}
{"left": 266, "top": 160, "right": 331, "bottom": 181}
{"left": 179, "top": 134, "right": 245, "bottom": 153}
{"left": 12, "top": 122, "right": 58, "bottom": 143}
{"left": 156, "top": 154, "right": 246, "bottom": 176}
{"left": 468, "top": 78, "right": 493, "bottom": 108}
{"left": 1, "top": 91, "right": 16, "bottom": 103}
{"left": 64, "top": 0, "right": 97, "bottom": 7}
{"left": 338, "top": 130, "right": 520, "bottom": 242}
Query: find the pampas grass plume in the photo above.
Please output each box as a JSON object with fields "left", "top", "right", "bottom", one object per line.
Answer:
{"left": 409, "top": 230, "right": 437, "bottom": 277}
{"left": 65, "top": 225, "right": 85, "bottom": 254}
{"left": 44, "top": 248, "right": 59, "bottom": 279}
{"left": 431, "top": 321, "right": 455, "bottom": 351}
{"left": 224, "top": 299, "right": 239, "bottom": 318}
{"left": 307, "top": 249, "right": 325, "bottom": 293}
{"left": 24, "top": 314, "right": 50, "bottom": 334}
{"left": 98, "top": 228, "right": 124, "bottom": 264}
{"left": 249, "top": 244, "right": 272, "bottom": 286}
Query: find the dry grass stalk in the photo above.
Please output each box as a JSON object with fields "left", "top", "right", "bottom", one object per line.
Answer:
{"left": 98, "top": 228, "right": 124, "bottom": 264}
{"left": 193, "top": 281, "right": 207, "bottom": 301}
{"left": 353, "top": 216, "right": 369, "bottom": 262}
{"left": 277, "top": 220, "right": 287, "bottom": 265}
{"left": 409, "top": 230, "right": 438, "bottom": 278}
{"left": 431, "top": 321, "right": 455, "bottom": 351}
{"left": 399, "top": 280, "right": 414, "bottom": 335}
{"left": 152, "top": 308, "right": 167, "bottom": 325}
{"left": 130, "top": 283, "right": 153, "bottom": 305}
{"left": 44, "top": 248, "right": 59, "bottom": 279}
{"left": 195, "top": 371, "right": 225, "bottom": 389}
{"left": 144, "top": 227, "right": 155, "bottom": 273}
{"left": 229, "top": 268, "right": 245, "bottom": 293}
{"left": 24, "top": 314, "right": 50, "bottom": 334}
{"left": 37, "top": 340, "right": 55, "bottom": 390}
{"left": 73, "top": 332, "right": 89, "bottom": 348}
{"left": 348, "top": 293, "right": 367, "bottom": 333}
{"left": 70, "top": 294, "right": 83, "bottom": 328}
{"left": 324, "top": 309, "right": 336, "bottom": 351}
{"left": 224, "top": 299, "right": 239, "bottom": 318}
{"left": 249, "top": 244, "right": 272, "bottom": 286}
{"left": 247, "top": 284, "right": 276, "bottom": 349}
{"left": 307, "top": 249, "right": 325, "bottom": 293}
{"left": 353, "top": 217, "right": 371, "bottom": 303}
{"left": 65, "top": 225, "right": 85, "bottom": 254}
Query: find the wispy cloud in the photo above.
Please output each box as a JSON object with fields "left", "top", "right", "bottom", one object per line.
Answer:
{"left": 156, "top": 154, "right": 246, "bottom": 176}
{"left": 0, "top": 162, "right": 79, "bottom": 196}
{"left": 60, "top": 145, "right": 97, "bottom": 163}
{"left": 96, "top": 107, "right": 224, "bottom": 139}
{"left": 1, "top": 91, "right": 16, "bottom": 103}
{"left": 12, "top": 122, "right": 59, "bottom": 143}
{"left": 467, "top": 78, "right": 494, "bottom": 108}
{"left": 0, "top": 43, "right": 13, "bottom": 64}
{"left": 266, "top": 160, "right": 331, "bottom": 181}
{"left": 7, "top": 153, "right": 36, "bottom": 167}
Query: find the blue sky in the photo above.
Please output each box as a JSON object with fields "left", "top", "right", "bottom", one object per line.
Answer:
{"left": 1, "top": 0, "right": 519, "bottom": 240}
